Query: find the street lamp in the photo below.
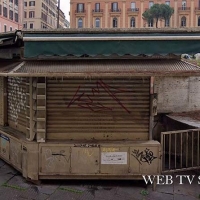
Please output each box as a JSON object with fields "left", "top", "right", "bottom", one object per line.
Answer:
{"left": 57, "top": 0, "right": 60, "bottom": 28}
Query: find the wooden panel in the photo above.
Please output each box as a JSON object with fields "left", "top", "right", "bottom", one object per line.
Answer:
{"left": 10, "top": 138, "right": 22, "bottom": 170}
{"left": 71, "top": 147, "right": 99, "bottom": 174}
{"left": 47, "top": 78, "right": 150, "bottom": 140}
{"left": 7, "top": 77, "right": 27, "bottom": 134}
{"left": 40, "top": 146, "right": 70, "bottom": 174}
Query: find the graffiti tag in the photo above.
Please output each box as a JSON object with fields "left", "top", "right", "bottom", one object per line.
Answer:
{"left": 131, "top": 148, "right": 157, "bottom": 165}
{"left": 67, "top": 80, "right": 131, "bottom": 114}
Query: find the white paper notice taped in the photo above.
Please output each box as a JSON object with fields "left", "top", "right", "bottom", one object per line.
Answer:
{"left": 101, "top": 152, "right": 127, "bottom": 164}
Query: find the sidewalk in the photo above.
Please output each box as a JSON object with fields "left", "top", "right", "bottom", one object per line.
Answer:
{"left": 0, "top": 159, "right": 199, "bottom": 200}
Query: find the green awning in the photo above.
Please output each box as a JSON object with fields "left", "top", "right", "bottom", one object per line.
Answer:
{"left": 23, "top": 30, "right": 200, "bottom": 58}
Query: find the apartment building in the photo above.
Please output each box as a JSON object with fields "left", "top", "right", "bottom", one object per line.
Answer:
{"left": 58, "top": 7, "right": 65, "bottom": 28}
{"left": 23, "top": 0, "right": 58, "bottom": 29}
{"left": 0, "top": 0, "right": 24, "bottom": 32}
{"left": 70, "top": 0, "right": 200, "bottom": 28}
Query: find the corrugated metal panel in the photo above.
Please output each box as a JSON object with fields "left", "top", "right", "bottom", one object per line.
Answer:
{"left": 47, "top": 78, "right": 150, "bottom": 140}
{"left": 15, "top": 60, "right": 200, "bottom": 74}
{"left": 0, "top": 77, "right": 4, "bottom": 125}
{"left": 7, "top": 77, "right": 27, "bottom": 134}
{"left": 0, "top": 61, "right": 21, "bottom": 72}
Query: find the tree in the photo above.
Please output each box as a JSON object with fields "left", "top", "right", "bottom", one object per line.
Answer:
{"left": 142, "top": 4, "right": 174, "bottom": 28}
{"left": 160, "top": 4, "right": 174, "bottom": 26}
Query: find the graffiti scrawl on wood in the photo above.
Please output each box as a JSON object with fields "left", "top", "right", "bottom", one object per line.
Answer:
{"left": 131, "top": 148, "right": 157, "bottom": 165}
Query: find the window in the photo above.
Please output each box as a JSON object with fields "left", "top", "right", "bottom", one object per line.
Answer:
{"left": 181, "top": 16, "right": 186, "bottom": 27}
{"left": 165, "top": 1, "right": 170, "bottom": 5}
{"left": 10, "top": 0, "right": 13, "bottom": 3}
{"left": 23, "top": 23, "right": 27, "bottom": 28}
{"left": 165, "top": 19, "right": 170, "bottom": 27}
{"left": 148, "top": 19, "right": 154, "bottom": 27}
{"left": 95, "top": 18, "right": 100, "bottom": 28}
{"left": 29, "top": 1, "right": 35, "bottom": 6}
{"left": 113, "top": 17, "right": 117, "bottom": 27}
{"left": 15, "top": 13, "right": 18, "bottom": 22}
{"left": 95, "top": 3, "right": 100, "bottom": 12}
{"left": 149, "top": 1, "right": 154, "bottom": 8}
{"left": 4, "top": 25, "right": 7, "bottom": 32}
{"left": 130, "top": 17, "right": 135, "bottom": 27}
{"left": 78, "top": 18, "right": 83, "bottom": 28}
{"left": 198, "top": 16, "right": 200, "bottom": 26}
{"left": 3, "top": 7, "right": 7, "bottom": 18}
{"left": 111, "top": 2, "right": 118, "bottom": 11}
{"left": 182, "top": 0, "right": 186, "bottom": 10}
{"left": 14, "top": 0, "right": 18, "bottom": 6}
{"left": 24, "top": 11, "right": 27, "bottom": 18}
{"left": 29, "top": 11, "right": 35, "bottom": 18}
{"left": 131, "top": 2, "right": 136, "bottom": 10}
{"left": 10, "top": 27, "right": 12, "bottom": 31}
{"left": 30, "top": 23, "right": 34, "bottom": 29}
{"left": 24, "top": 2, "right": 27, "bottom": 7}
{"left": 77, "top": 3, "right": 84, "bottom": 12}
{"left": 9, "top": 10, "right": 13, "bottom": 20}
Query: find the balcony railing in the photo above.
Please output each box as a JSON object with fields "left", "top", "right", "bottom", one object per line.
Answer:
{"left": 92, "top": 9, "right": 103, "bottom": 13}
{"left": 178, "top": 7, "right": 190, "bottom": 11}
{"left": 127, "top": 8, "right": 139, "bottom": 12}
{"left": 195, "top": 7, "right": 200, "bottom": 11}
{"left": 75, "top": 10, "right": 86, "bottom": 13}
{"left": 110, "top": 9, "right": 121, "bottom": 12}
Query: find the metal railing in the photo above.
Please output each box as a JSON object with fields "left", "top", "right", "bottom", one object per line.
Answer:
{"left": 75, "top": 10, "right": 86, "bottom": 13}
{"left": 178, "top": 7, "right": 190, "bottom": 11}
{"left": 92, "top": 9, "right": 103, "bottom": 13}
{"left": 110, "top": 9, "right": 121, "bottom": 12}
{"left": 161, "top": 129, "right": 200, "bottom": 173}
{"left": 127, "top": 8, "right": 139, "bottom": 12}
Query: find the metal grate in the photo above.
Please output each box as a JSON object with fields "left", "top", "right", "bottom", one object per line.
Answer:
{"left": 47, "top": 77, "right": 150, "bottom": 140}
{"left": 161, "top": 129, "right": 200, "bottom": 173}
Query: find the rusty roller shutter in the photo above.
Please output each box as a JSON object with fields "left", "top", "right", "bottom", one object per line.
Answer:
{"left": 47, "top": 78, "right": 150, "bottom": 140}
{"left": 7, "top": 77, "right": 27, "bottom": 134}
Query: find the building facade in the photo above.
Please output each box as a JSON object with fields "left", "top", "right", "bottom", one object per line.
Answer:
{"left": 0, "top": 0, "right": 24, "bottom": 32}
{"left": 23, "top": 0, "right": 58, "bottom": 29}
{"left": 58, "top": 8, "right": 65, "bottom": 28}
{"left": 70, "top": 0, "right": 200, "bottom": 28}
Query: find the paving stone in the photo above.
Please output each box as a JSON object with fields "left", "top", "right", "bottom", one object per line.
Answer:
{"left": 6, "top": 175, "right": 31, "bottom": 189}
{"left": 0, "top": 159, "right": 5, "bottom": 168}
{"left": 174, "top": 194, "right": 199, "bottom": 200}
{"left": 146, "top": 192, "right": 174, "bottom": 200}
{"left": 48, "top": 189, "right": 83, "bottom": 200}
{"left": 36, "top": 184, "right": 60, "bottom": 195}
{"left": 0, "top": 174, "right": 14, "bottom": 185}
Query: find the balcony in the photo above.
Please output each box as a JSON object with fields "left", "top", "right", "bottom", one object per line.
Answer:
{"left": 195, "top": 7, "right": 200, "bottom": 13}
{"left": 92, "top": 9, "right": 103, "bottom": 17}
{"left": 92, "top": 9, "right": 103, "bottom": 13}
{"left": 110, "top": 8, "right": 121, "bottom": 13}
{"left": 110, "top": 8, "right": 121, "bottom": 16}
{"left": 127, "top": 8, "right": 139, "bottom": 16}
{"left": 178, "top": 7, "right": 190, "bottom": 12}
{"left": 75, "top": 9, "right": 86, "bottom": 17}
{"left": 75, "top": 10, "right": 86, "bottom": 13}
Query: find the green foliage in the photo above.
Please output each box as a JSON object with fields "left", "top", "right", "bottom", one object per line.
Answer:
{"left": 143, "top": 3, "right": 174, "bottom": 28}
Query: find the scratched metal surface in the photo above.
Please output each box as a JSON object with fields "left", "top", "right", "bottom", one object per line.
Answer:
{"left": 15, "top": 59, "right": 200, "bottom": 74}
{"left": 46, "top": 77, "right": 150, "bottom": 141}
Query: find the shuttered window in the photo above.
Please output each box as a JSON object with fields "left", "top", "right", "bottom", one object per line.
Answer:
{"left": 7, "top": 77, "right": 27, "bottom": 134}
{"left": 47, "top": 78, "right": 150, "bottom": 140}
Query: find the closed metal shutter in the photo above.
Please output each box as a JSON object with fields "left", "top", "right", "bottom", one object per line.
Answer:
{"left": 47, "top": 78, "right": 150, "bottom": 140}
{"left": 7, "top": 77, "right": 27, "bottom": 134}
